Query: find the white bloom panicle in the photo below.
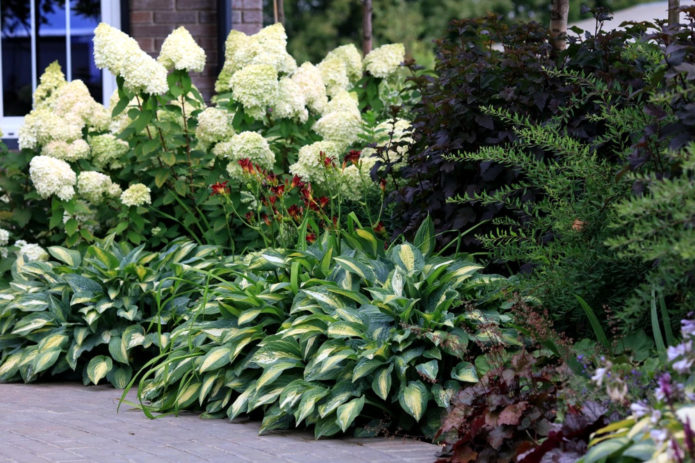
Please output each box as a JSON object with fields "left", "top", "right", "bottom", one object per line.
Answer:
{"left": 325, "top": 44, "right": 363, "bottom": 83}
{"left": 29, "top": 155, "right": 77, "bottom": 201}
{"left": 158, "top": 27, "right": 206, "bottom": 72}
{"left": 77, "top": 171, "right": 121, "bottom": 204}
{"left": 364, "top": 43, "right": 405, "bottom": 79}
{"left": 272, "top": 77, "right": 308, "bottom": 123}
{"left": 230, "top": 64, "right": 278, "bottom": 119}
{"left": 89, "top": 134, "right": 130, "bottom": 169}
{"left": 289, "top": 141, "right": 342, "bottom": 184}
{"left": 93, "top": 23, "right": 168, "bottom": 95}
{"left": 120, "top": 184, "right": 151, "bottom": 207}
{"left": 33, "top": 61, "right": 66, "bottom": 107}
{"left": 15, "top": 241, "right": 49, "bottom": 262}
{"left": 0, "top": 229, "right": 9, "bottom": 247}
{"left": 313, "top": 111, "right": 362, "bottom": 151}
{"left": 318, "top": 55, "right": 350, "bottom": 97}
{"left": 196, "top": 107, "right": 234, "bottom": 148}
{"left": 291, "top": 62, "right": 328, "bottom": 114}
{"left": 323, "top": 89, "right": 360, "bottom": 117}
{"left": 213, "top": 131, "right": 275, "bottom": 179}
{"left": 42, "top": 139, "right": 91, "bottom": 162}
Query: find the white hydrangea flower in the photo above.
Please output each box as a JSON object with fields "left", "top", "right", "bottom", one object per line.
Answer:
{"left": 325, "top": 44, "right": 363, "bottom": 83}
{"left": 272, "top": 77, "right": 308, "bottom": 123}
{"left": 16, "top": 242, "right": 49, "bottom": 262}
{"left": 318, "top": 55, "right": 350, "bottom": 97}
{"left": 291, "top": 62, "right": 328, "bottom": 114}
{"left": 0, "top": 229, "right": 9, "bottom": 247}
{"left": 93, "top": 23, "right": 168, "bottom": 95}
{"left": 120, "top": 183, "right": 151, "bottom": 207}
{"left": 253, "top": 23, "right": 297, "bottom": 74}
{"left": 41, "top": 139, "right": 91, "bottom": 162}
{"left": 33, "top": 61, "right": 66, "bottom": 108}
{"left": 339, "top": 164, "right": 373, "bottom": 201}
{"left": 90, "top": 134, "right": 130, "bottom": 169}
{"left": 313, "top": 111, "right": 362, "bottom": 151}
{"left": 19, "top": 109, "right": 82, "bottom": 149}
{"left": 230, "top": 64, "right": 278, "bottom": 119}
{"left": 364, "top": 43, "right": 405, "bottom": 79}
{"left": 213, "top": 131, "right": 274, "bottom": 170}
{"left": 196, "top": 107, "right": 233, "bottom": 148}
{"left": 289, "top": 141, "right": 342, "bottom": 184}
{"left": 158, "top": 26, "right": 206, "bottom": 72}
{"left": 29, "top": 155, "right": 77, "bottom": 201}
{"left": 323, "top": 89, "right": 360, "bottom": 117}
{"left": 77, "top": 171, "right": 120, "bottom": 204}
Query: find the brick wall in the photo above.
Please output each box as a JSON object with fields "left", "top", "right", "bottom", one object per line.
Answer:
{"left": 129, "top": 0, "right": 264, "bottom": 101}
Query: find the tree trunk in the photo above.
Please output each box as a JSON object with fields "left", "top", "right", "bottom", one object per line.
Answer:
{"left": 549, "top": 0, "right": 570, "bottom": 51}
{"left": 362, "top": 0, "right": 373, "bottom": 55}
{"left": 669, "top": 0, "right": 680, "bottom": 27}
{"left": 278, "top": 0, "right": 285, "bottom": 25}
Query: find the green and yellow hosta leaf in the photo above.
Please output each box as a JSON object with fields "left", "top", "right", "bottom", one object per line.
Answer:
{"left": 32, "top": 349, "right": 61, "bottom": 374}
{"left": 372, "top": 365, "right": 393, "bottom": 401}
{"left": 0, "top": 352, "right": 23, "bottom": 379}
{"left": 391, "top": 244, "right": 424, "bottom": 275}
{"left": 294, "top": 387, "right": 329, "bottom": 425}
{"left": 199, "top": 345, "right": 233, "bottom": 373}
{"left": 415, "top": 360, "right": 439, "bottom": 382}
{"left": 327, "top": 321, "right": 363, "bottom": 338}
{"left": 256, "top": 361, "right": 298, "bottom": 390}
{"left": 38, "top": 333, "right": 69, "bottom": 352}
{"left": 176, "top": 382, "right": 201, "bottom": 408}
{"left": 336, "top": 396, "right": 365, "bottom": 432}
{"left": 47, "top": 246, "right": 82, "bottom": 267}
{"left": 86, "top": 355, "right": 113, "bottom": 385}
{"left": 399, "top": 380, "right": 429, "bottom": 422}
{"left": 228, "top": 381, "right": 256, "bottom": 419}
{"left": 107, "top": 365, "right": 132, "bottom": 389}
{"left": 108, "top": 336, "right": 129, "bottom": 364}
{"left": 352, "top": 358, "right": 383, "bottom": 382}
{"left": 451, "top": 361, "right": 478, "bottom": 383}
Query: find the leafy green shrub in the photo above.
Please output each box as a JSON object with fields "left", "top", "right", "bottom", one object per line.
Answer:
{"left": 126, "top": 220, "right": 514, "bottom": 438}
{"left": 0, "top": 240, "right": 220, "bottom": 387}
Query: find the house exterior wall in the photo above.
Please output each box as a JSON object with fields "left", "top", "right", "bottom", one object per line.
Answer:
{"left": 128, "top": 0, "right": 263, "bottom": 100}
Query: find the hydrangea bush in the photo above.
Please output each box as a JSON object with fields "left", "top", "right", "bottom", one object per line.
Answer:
{"left": 0, "top": 22, "right": 413, "bottom": 276}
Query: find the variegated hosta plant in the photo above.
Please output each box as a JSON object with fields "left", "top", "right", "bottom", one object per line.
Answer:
{"left": 0, "top": 240, "right": 221, "bottom": 387}
{"left": 128, "top": 218, "right": 515, "bottom": 438}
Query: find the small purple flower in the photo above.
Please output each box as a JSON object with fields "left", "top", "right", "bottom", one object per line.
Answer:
{"left": 656, "top": 373, "right": 673, "bottom": 402}
{"left": 667, "top": 341, "right": 692, "bottom": 362}
{"left": 630, "top": 401, "right": 650, "bottom": 418}
{"left": 673, "top": 357, "right": 694, "bottom": 374}
{"left": 651, "top": 428, "right": 668, "bottom": 444}
{"left": 682, "top": 319, "right": 695, "bottom": 338}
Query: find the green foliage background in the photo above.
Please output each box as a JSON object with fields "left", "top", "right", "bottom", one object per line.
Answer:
{"left": 266, "top": 0, "right": 657, "bottom": 66}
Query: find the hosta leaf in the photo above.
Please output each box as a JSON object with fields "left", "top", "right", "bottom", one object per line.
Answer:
{"left": 228, "top": 381, "right": 256, "bottom": 420}
{"left": 108, "top": 336, "right": 129, "bottom": 364}
{"left": 583, "top": 437, "right": 631, "bottom": 463}
{"left": 86, "top": 355, "right": 113, "bottom": 385}
{"left": 327, "top": 321, "right": 363, "bottom": 338}
{"left": 336, "top": 396, "right": 365, "bottom": 432}
{"left": 391, "top": 244, "right": 424, "bottom": 275}
{"left": 256, "top": 361, "right": 298, "bottom": 390}
{"left": 47, "top": 246, "right": 82, "bottom": 267}
{"left": 122, "top": 325, "right": 146, "bottom": 350}
{"left": 199, "top": 345, "right": 233, "bottom": 373}
{"left": 432, "top": 384, "right": 455, "bottom": 409}
{"left": 258, "top": 405, "right": 292, "bottom": 434}
{"left": 107, "top": 365, "right": 132, "bottom": 389}
{"left": 371, "top": 365, "right": 393, "bottom": 401}
{"left": 199, "top": 374, "right": 220, "bottom": 405}
{"left": 38, "top": 333, "right": 69, "bottom": 352}
{"left": 415, "top": 360, "right": 439, "bottom": 382}
{"left": 452, "top": 361, "right": 478, "bottom": 383}
{"left": 314, "top": 415, "right": 342, "bottom": 439}
{"left": 0, "top": 352, "right": 23, "bottom": 379}
{"left": 333, "top": 257, "right": 375, "bottom": 282}
{"left": 176, "top": 382, "right": 201, "bottom": 408}
{"left": 295, "top": 387, "right": 329, "bottom": 425}
{"left": 318, "top": 381, "right": 355, "bottom": 418}
{"left": 32, "top": 349, "right": 61, "bottom": 374}
{"left": 11, "top": 313, "right": 52, "bottom": 336}
{"left": 413, "top": 215, "right": 435, "bottom": 257}
{"left": 399, "top": 381, "right": 429, "bottom": 422}
{"left": 352, "top": 358, "right": 383, "bottom": 382}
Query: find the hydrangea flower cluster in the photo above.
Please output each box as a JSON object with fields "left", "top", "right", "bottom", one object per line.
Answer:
{"left": 42, "top": 139, "right": 91, "bottom": 162}
{"left": 317, "top": 55, "right": 350, "bottom": 97}
{"left": 29, "top": 155, "right": 77, "bottom": 201}
{"left": 77, "top": 171, "right": 122, "bottom": 204}
{"left": 291, "top": 62, "right": 328, "bottom": 114}
{"left": 312, "top": 91, "right": 363, "bottom": 151}
{"left": 14, "top": 240, "right": 49, "bottom": 262}
{"left": 230, "top": 64, "right": 278, "bottom": 120}
{"left": 213, "top": 132, "right": 275, "bottom": 179}
{"left": 0, "top": 229, "right": 9, "bottom": 247}
{"left": 289, "top": 141, "right": 342, "bottom": 185}
{"left": 120, "top": 184, "right": 151, "bottom": 207}
{"left": 324, "top": 44, "right": 363, "bottom": 83}
{"left": 90, "top": 134, "right": 130, "bottom": 169}
{"left": 364, "top": 43, "right": 405, "bottom": 79}
{"left": 196, "top": 107, "right": 234, "bottom": 148}
{"left": 158, "top": 27, "right": 206, "bottom": 72}
{"left": 93, "top": 23, "right": 167, "bottom": 95}
{"left": 272, "top": 77, "right": 309, "bottom": 123}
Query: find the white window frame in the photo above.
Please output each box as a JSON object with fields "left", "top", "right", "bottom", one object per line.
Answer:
{"left": 0, "top": 0, "right": 120, "bottom": 139}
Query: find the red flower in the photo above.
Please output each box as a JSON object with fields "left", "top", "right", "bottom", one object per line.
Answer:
{"left": 320, "top": 151, "right": 334, "bottom": 168}
{"left": 379, "top": 178, "right": 387, "bottom": 192}
{"left": 344, "top": 150, "right": 361, "bottom": 166}
{"left": 269, "top": 195, "right": 278, "bottom": 205}
{"left": 306, "top": 233, "right": 317, "bottom": 244}
{"left": 210, "top": 181, "right": 229, "bottom": 196}
{"left": 266, "top": 172, "right": 278, "bottom": 185}
{"left": 262, "top": 214, "right": 272, "bottom": 226}
{"left": 238, "top": 158, "right": 255, "bottom": 174}
{"left": 288, "top": 205, "right": 302, "bottom": 221}
{"left": 318, "top": 196, "right": 329, "bottom": 209}
{"left": 271, "top": 184, "right": 285, "bottom": 197}
{"left": 245, "top": 211, "right": 254, "bottom": 223}
{"left": 374, "top": 222, "right": 386, "bottom": 234}
{"left": 291, "top": 175, "right": 305, "bottom": 189}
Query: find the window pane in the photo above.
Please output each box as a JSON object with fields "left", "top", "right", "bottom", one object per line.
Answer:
{"left": 70, "top": 0, "right": 101, "bottom": 100}
{"left": 1, "top": 3, "right": 33, "bottom": 116}
{"left": 37, "top": 0, "right": 67, "bottom": 81}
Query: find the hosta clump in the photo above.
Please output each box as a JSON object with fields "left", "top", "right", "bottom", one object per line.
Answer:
{"left": 129, "top": 219, "right": 513, "bottom": 438}
{"left": 0, "top": 240, "right": 220, "bottom": 387}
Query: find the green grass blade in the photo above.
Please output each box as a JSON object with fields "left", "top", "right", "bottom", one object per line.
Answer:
{"left": 575, "top": 295, "right": 609, "bottom": 349}
{"left": 658, "top": 291, "right": 675, "bottom": 346}
{"left": 651, "top": 288, "right": 667, "bottom": 361}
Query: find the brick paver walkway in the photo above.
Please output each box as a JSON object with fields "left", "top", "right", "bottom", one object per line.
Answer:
{"left": 0, "top": 383, "right": 440, "bottom": 463}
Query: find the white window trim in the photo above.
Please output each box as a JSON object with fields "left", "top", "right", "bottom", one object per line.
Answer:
{"left": 0, "top": 0, "right": 120, "bottom": 139}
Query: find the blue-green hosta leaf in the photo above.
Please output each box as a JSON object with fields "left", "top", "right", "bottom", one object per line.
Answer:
{"left": 122, "top": 325, "right": 146, "bottom": 350}
{"left": 278, "top": 379, "right": 312, "bottom": 410}
{"left": 258, "top": 405, "right": 292, "bottom": 434}
{"left": 336, "top": 396, "right": 365, "bottom": 432}
{"left": 399, "top": 381, "right": 429, "bottom": 422}
{"left": 11, "top": 313, "right": 53, "bottom": 336}
{"left": 86, "top": 355, "right": 113, "bottom": 385}
{"left": 228, "top": 380, "right": 257, "bottom": 419}
{"left": 253, "top": 338, "right": 303, "bottom": 366}
{"left": 32, "top": 348, "right": 61, "bottom": 374}
{"left": 371, "top": 365, "right": 393, "bottom": 400}
{"left": 333, "top": 257, "right": 376, "bottom": 282}
{"left": 294, "top": 386, "right": 329, "bottom": 425}
{"left": 413, "top": 215, "right": 435, "bottom": 257}
{"left": 327, "top": 321, "right": 364, "bottom": 338}
{"left": 0, "top": 352, "right": 23, "bottom": 380}
{"left": 108, "top": 336, "right": 129, "bottom": 364}
{"left": 176, "top": 382, "right": 201, "bottom": 408}
{"left": 415, "top": 360, "right": 439, "bottom": 382}
{"left": 390, "top": 244, "right": 424, "bottom": 275}
{"left": 324, "top": 287, "right": 370, "bottom": 306}
{"left": 431, "top": 383, "right": 456, "bottom": 409}
{"left": 314, "top": 415, "right": 342, "bottom": 439}
{"left": 352, "top": 358, "right": 384, "bottom": 382}
{"left": 37, "top": 332, "right": 69, "bottom": 352}
{"left": 11, "top": 294, "right": 49, "bottom": 312}
{"left": 117, "top": 306, "right": 139, "bottom": 321}
{"left": 318, "top": 381, "right": 356, "bottom": 418}
{"left": 47, "top": 246, "right": 82, "bottom": 267}
{"left": 451, "top": 361, "right": 478, "bottom": 383}
{"left": 256, "top": 361, "right": 299, "bottom": 390}
{"left": 583, "top": 437, "right": 631, "bottom": 463}
{"left": 199, "top": 345, "right": 233, "bottom": 373}
{"left": 107, "top": 365, "right": 132, "bottom": 389}
{"left": 302, "top": 289, "right": 346, "bottom": 311}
